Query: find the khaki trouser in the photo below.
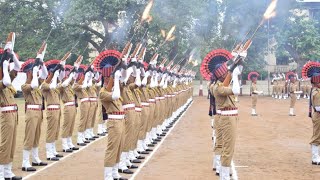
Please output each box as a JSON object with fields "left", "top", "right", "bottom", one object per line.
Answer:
{"left": 78, "top": 101, "right": 90, "bottom": 132}
{"left": 140, "top": 106, "right": 150, "bottom": 139}
{"left": 62, "top": 105, "right": 77, "bottom": 138}
{"left": 311, "top": 112, "right": 320, "bottom": 145}
{"left": 165, "top": 97, "right": 171, "bottom": 119}
{"left": 214, "top": 115, "right": 222, "bottom": 155}
{"left": 123, "top": 109, "right": 136, "bottom": 152}
{"left": 132, "top": 111, "right": 142, "bottom": 148}
{"left": 87, "top": 101, "right": 97, "bottom": 129}
{"left": 160, "top": 99, "right": 166, "bottom": 124}
{"left": 220, "top": 115, "right": 238, "bottom": 167}
{"left": 154, "top": 101, "right": 160, "bottom": 127}
{"left": 148, "top": 103, "right": 155, "bottom": 132}
{"left": 97, "top": 100, "right": 104, "bottom": 124}
{"left": 0, "top": 112, "right": 18, "bottom": 164}
{"left": 251, "top": 94, "right": 257, "bottom": 109}
{"left": 24, "top": 110, "right": 43, "bottom": 150}
{"left": 302, "top": 86, "right": 307, "bottom": 96}
{"left": 276, "top": 85, "right": 281, "bottom": 95}
{"left": 46, "top": 109, "right": 61, "bottom": 143}
{"left": 290, "top": 93, "right": 297, "bottom": 108}
{"left": 104, "top": 119, "right": 125, "bottom": 167}
{"left": 272, "top": 85, "right": 275, "bottom": 95}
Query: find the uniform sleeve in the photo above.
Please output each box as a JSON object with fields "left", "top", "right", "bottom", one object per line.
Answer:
{"left": 21, "top": 84, "right": 32, "bottom": 93}
{"left": 41, "top": 82, "right": 50, "bottom": 91}
{"left": 216, "top": 85, "right": 233, "bottom": 96}
{"left": 100, "top": 89, "right": 113, "bottom": 102}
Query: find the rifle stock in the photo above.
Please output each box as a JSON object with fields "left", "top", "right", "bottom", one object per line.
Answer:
{"left": 61, "top": 51, "right": 71, "bottom": 62}
{"left": 243, "top": 39, "right": 252, "bottom": 51}
{"left": 121, "top": 42, "right": 132, "bottom": 58}
{"left": 106, "top": 77, "right": 114, "bottom": 92}
{"left": 45, "top": 72, "right": 54, "bottom": 84}
{"left": 38, "top": 41, "right": 47, "bottom": 55}
{"left": 131, "top": 43, "right": 142, "bottom": 58}
{"left": 138, "top": 47, "right": 146, "bottom": 60}
{"left": 223, "top": 72, "right": 232, "bottom": 87}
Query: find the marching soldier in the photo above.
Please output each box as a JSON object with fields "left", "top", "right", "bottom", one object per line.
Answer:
{"left": 248, "top": 72, "right": 263, "bottom": 116}
{"left": 21, "top": 43, "right": 48, "bottom": 171}
{"left": 271, "top": 73, "right": 278, "bottom": 98}
{"left": 0, "top": 32, "right": 22, "bottom": 180}
{"left": 138, "top": 48, "right": 154, "bottom": 149}
{"left": 58, "top": 60, "right": 81, "bottom": 153}
{"left": 287, "top": 72, "right": 302, "bottom": 116}
{"left": 74, "top": 65, "right": 91, "bottom": 146}
{"left": 211, "top": 54, "right": 244, "bottom": 179}
{"left": 94, "top": 49, "right": 127, "bottom": 180}
{"left": 84, "top": 65, "right": 99, "bottom": 141}
{"left": 201, "top": 50, "right": 232, "bottom": 176}
{"left": 129, "top": 50, "right": 152, "bottom": 158}
{"left": 302, "top": 61, "right": 320, "bottom": 165}
{"left": 42, "top": 58, "right": 68, "bottom": 161}
{"left": 141, "top": 61, "right": 157, "bottom": 147}
{"left": 306, "top": 79, "right": 312, "bottom": 99}
{"left": 95, "top": 72, "right": 107, "bottom": 136}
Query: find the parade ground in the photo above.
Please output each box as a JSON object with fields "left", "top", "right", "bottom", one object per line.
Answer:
{"left": 6, "top": 96, "right": 320, "bottom": 180}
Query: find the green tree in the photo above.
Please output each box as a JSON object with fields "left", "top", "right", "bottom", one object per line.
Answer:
{"left": 0, "top": 0, "right": 89, "bottom": 63}
{"left": 275, "top": 13, "right": 320, "bottom": 72}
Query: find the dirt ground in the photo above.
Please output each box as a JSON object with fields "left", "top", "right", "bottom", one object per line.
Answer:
{"left": 4, "top": 96, "right": 320, "bottom": 179}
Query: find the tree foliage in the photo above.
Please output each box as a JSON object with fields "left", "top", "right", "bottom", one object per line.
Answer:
{"left": 0, "top": 0, "right": 319, "bottom": 78}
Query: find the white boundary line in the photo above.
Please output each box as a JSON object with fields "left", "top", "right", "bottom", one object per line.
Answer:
{"left": 129, "top": 100, "right": 194, "bottom": 180}
{"left": 231, "top": 161, "right": 238, "bottom": 180}
{"left": 24, "top": 134, "right": 109, "bottom": 179}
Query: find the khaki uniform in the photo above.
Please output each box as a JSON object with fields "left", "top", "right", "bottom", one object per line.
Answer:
{"left": 58, "top": 84, "right": 77, "bottom": 138}
{"left": 73, "top": 84, "right": 90, "bottom": 132}
{"left": 272, "top": 80, "right": 278, "bottom": 96}
{"left": 213, "top": 81, "right": 238, "bottom": 167}
{"left": 86, "top": 86, "right": 98, "bottom": 129}
{"left": 41, "top": 82, "right": 61, "bottom": 143}
{"left": 167, "top": 85, "right": 175, "bottom": 118}
{"left": 311, "top": 88, "right": 320, "bottom": 145}
{"left": 302, "top": 81, "right": 307, "bottom": 96}
{"left": 139, "top": 86, "right": 150, "bottom": 138}
{"left": 121, "top": 85, "right": 136, "bottom": 152}
{"left": 153, "top": 87, "right": 161, "bottom": 128}
{"left": 147, "top": 86, "right": 156, "bottom": 132}
{"left": 289, "top": 82, "right": 297, "bottom": 108}
{"left": 251, "top": 83, "right": 258, "bottom": 109}
{"left": 96, "top": 86, "right": 104, "bottom": 125}
{"left": 158, "top": 87, "right": 166, "bottom": 127}
{"left": 100, "top": 87, "right": 125, "bottom": 167}
{"left": 22, "top": 84, "right": 43, "bottom": 150}
{"left": 163, "top": 88, "right": 171, "bottom": 120}
{"left": 130, "top": 84, "right": 143, "bottom": 143}
{"left": 0, "top": 83, "right": 18, "bottom": 164}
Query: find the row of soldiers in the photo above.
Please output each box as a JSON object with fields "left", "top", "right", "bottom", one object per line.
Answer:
{"left": 0, "top": 32, "right": 195, "bottom": 180}
{"left": 271, "top": 73, "right": 311, "bottom": 99}
{"left": 98, "top": 43, "right": 194, "bottom": 180}
{"left": 0, "top": 32, "right": 109, "bottom": 180}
